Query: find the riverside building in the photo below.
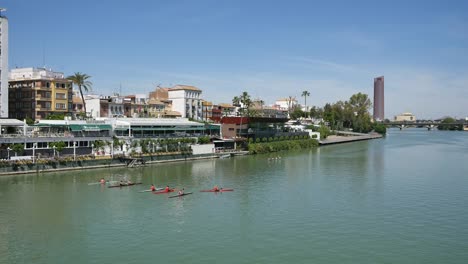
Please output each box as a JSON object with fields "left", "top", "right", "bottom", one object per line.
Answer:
{"left": 0, "top": 8, "right": 8, "bottom": 117}
{"left": 8, "top": 68, "right": 73, "bottom": 120}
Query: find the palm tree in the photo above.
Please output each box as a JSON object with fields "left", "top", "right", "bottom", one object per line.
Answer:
{"left": 301, "top": 90, "right": 310, "bottom": 114}
{"left": 67, "top": 72, "right": 92, "bottom": 116}
{"left": 240, "top": 91, "right": 252, "bottom": 116}
{"left": 232, "top": 96, "right": 241, "bottom": 106}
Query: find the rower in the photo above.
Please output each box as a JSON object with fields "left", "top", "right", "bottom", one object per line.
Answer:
{"left": 165, "top": 186, "right": 170, "bottom": 192}
{"left": 150, "top": 184, "right": 156, "bottom": 191}
{"left": 100, "top": 178, "right": 106, "bottom": 184}
{"left": 213, "top": 185, "right": 219, "bottom": 192}
{"left": 178, "top": 188, "right": 184, "bottom": 195}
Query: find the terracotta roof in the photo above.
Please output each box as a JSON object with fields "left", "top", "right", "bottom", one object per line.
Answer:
{"left": 169, "top": 85, "right": 201, "bottom": 92}
{"left": 218, "top": 103, "right": 235, "bottom": 108}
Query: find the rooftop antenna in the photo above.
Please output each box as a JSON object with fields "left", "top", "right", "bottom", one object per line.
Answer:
{"left": 119, "top": 82, "right": 122, "bottom": 96}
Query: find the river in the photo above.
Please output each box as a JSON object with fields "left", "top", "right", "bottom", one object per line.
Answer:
{"left": 1, "top": 128, "right": 467, "bottom": 264}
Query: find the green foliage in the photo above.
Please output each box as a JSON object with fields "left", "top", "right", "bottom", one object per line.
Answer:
{"left": 373, "top": 123, "right": 387, "bottom": 134}
{"left": 94, "top": 140, "right": 107, "bottom": 151}
{"left": 11, "top": 144, "right": 24, "bottom": 155}
{"left": 290, "top": 108, "right": 305, "bottom": 120}
{"left": 438, "top": 117, "right": 462, "bottom": 131}
{"left": 262, "top": 137, "right": 267, "bottom": 142}
{"left": 45, "top": 113, "right": 65, "bottom": 120}
{"left": 25, "top": 117, "right": 34, "bottom": 125}
{"left": 198, "top": 136, "right": 211, "bottom": 144}
{"left": 321, "top": 93, "right": 373, "bottom": 133}
{"left": 248, "top": 138, "right": 319, "bottom": 154}
{"left": 318, "top": 125, "right": 330, "bottom": 139}
{"left": 67, "top": 72, "right": 92, "bottom": 114}
{"left": 49, "top": 141, "right": 66, "bottom": 152}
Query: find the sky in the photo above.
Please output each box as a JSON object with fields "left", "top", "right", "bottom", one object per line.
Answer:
{"left": 3, "top": 0, "right": 468, "bottom": 119}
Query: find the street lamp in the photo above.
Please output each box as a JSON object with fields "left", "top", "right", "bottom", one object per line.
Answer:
{"left": 53, "top": 145, "right": 56, "bottom": 158}
{"left": 91, "top": 144, "right": 94, "bottom": 156}
{"left": 73, "top": 142, "right": 76, "bottom": 161}
{"left": 152, "top": 142, "right": 155, "bottom": 153}
{"left": 7, "top": 147, "right": 11, "bottom": 160}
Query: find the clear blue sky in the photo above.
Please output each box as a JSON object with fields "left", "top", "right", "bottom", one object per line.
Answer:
{"left": 4, "top": 0, "right": 468, "bottom": 119}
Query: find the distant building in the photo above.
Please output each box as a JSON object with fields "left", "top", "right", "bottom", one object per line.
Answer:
{"left": 275, "top": 97, "right": 298, "bottom": 112}
{"left": 373, "top": 76, "right": 384, "bottom": 121}
{"left": 0, "top": 9, "right": 8, "bottom": 117}
{"left": 394, "top": 112, "right": 416, "bottom": 122}
{"left": 168, "top": 85, "right": 203, "bottom": 120}
{"left": 9, "top": 68, "right": 73, "bottom": 120}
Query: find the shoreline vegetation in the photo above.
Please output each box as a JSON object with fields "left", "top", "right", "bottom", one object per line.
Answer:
{"left": 248, "top": 138, "right": 319, "bottom": 154}
{"left": 0, "top": 133, "right": 382, "bottom": 176}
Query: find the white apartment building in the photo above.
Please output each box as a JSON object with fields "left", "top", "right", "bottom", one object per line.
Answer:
{"left": 0, "top": 9, "right": 8, "bottom": 117}
{"left": 168, "top": 85, "right": 203, "bottom": 120}
{"left": 275, "top": 97, "right": 298, "bottom": 111}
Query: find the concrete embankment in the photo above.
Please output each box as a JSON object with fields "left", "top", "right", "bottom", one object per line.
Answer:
{"left": 0, "top": 153, "right": 221, "bottom": 176}
{"left": 319, "top": 133, "right": 383, "bottom": 145}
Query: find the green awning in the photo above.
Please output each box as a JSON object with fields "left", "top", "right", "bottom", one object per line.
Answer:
{"left": 69, "top": 124, "right": 112, "bottom": 132}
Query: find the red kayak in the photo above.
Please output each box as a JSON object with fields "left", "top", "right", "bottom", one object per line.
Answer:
{"left": 153, "top": 189, "right": 175, "bottom": 194}
{"left": 200, "top": 188, "right": 234, "bottom": 192}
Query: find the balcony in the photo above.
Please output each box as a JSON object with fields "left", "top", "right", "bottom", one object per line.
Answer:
{"left": 36, "top": 95, "right": 52, "bottom": 101}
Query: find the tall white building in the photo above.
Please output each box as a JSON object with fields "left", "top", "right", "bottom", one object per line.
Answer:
{"left": 0, "top": 9, "right": 8, "bottom": 117}
{"left": 168, "top": 85, "right": 203, "bottom": 120}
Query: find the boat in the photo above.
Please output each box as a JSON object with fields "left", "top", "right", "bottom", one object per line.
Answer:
{"left": 168, "top": 192, "right": 193, "bottom": 198}
{"left": 108, "top": 182, "right": 142, "bottom": 188}
{"left": 219, "top": 154, "right": 231, "bottom": 159}
{"left": 138, "top": 188, "right": 164, "bottom": 193}
{"left": 153, "top": 189, "right": 175, "bottom": 194}
{"left": 200, "top": 188, "right": 234, "bottom": 192}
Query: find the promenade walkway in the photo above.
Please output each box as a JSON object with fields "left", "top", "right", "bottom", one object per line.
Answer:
{"left": 319, "top": 132, "right": 382, "bottom": 145}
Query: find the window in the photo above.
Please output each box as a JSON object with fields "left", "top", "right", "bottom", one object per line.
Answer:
{"left": 45, "top": 102, "right": 51, "bottom": 109}
{"left": 46, "top": 82, "right": 50, "bottom": 88}
{"left": 56, "top": 103, "right": 66, "bottom": 109}
{"left": 56, "top": 93, "right": 66, "bottom": 99}
{"left": 45, "top": 92, "right": 51, "bottom": 98}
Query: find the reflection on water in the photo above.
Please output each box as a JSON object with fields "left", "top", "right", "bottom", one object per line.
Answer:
{"left": 1, "top": 129, "right": 468, "bottom": 264}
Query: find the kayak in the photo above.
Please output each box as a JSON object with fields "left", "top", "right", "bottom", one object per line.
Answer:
{"left": 139, "top": 188, "right": 164, "bottom": 193}
{"left": 200, "top": 188, "right": 234, "bottom": 192}
{"left": 153, "top": 189, "right": 175, "bottom": 194}
{"left": 169, "top": 192, "right": 193, "bottom": 198}
{"left": 108, "top": 183, "right": 142, "bottom": 188}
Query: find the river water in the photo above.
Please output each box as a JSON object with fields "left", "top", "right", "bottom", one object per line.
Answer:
{"left": 1, "top": 128, "right": 467, "bottom": 264}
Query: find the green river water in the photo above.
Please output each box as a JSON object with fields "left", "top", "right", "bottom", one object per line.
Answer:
{"left": 1, "top": 128, "right": 467, "bottom": 264}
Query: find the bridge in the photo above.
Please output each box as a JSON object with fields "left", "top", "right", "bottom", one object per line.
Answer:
{"left": 383, "top": 121, "right": 468, "bottom": 130}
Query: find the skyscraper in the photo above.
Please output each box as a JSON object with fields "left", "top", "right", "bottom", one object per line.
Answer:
{"left": 0, "top": 8, "right": 8, "bottom": 118}
{"left": 373, "top": 76, "right": 384, "bottom": 121}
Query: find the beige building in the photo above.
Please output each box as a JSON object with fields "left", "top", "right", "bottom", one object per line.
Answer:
{"left": 394, "top": 112, "right": 416, "bottom": 122}
{"left": 8, "top": 68, "right": 73, "bottom": 120}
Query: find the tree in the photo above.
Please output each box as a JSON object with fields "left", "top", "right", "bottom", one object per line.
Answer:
{"left": 240, "top": 91, "right": 252, "bottom": 116}
{"left": 438, "top": 117, "right": 462, "bottom": 131}
{"left": 67, "top": 72, "right": 93, "bottom": 115}
{"left": 45, "top": 113, "right": 65, "bottom": 120}
{"left": 50, "top": 141, "right": 66, "bottom": 156}
{"left": 301, "top": 90, "right": 310, "bottom": 115}
{"left": 11, "top": 143, "right": 24, "bottom": 156}
{"left": 232, "top": 96, "right": 241, "bottom": 106}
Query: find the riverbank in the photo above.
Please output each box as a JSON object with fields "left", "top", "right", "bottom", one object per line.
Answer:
{"left": 0, "top": 153, "right": 222, "bottom": 176}
{"left": 0, "top": 134, "right": 382, "bottom": 176}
